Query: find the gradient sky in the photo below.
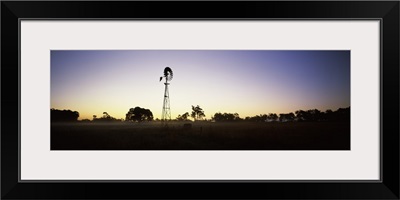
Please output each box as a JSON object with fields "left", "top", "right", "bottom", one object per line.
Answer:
{"left": 51, "top": 50, "right": 350, "bottom": 120}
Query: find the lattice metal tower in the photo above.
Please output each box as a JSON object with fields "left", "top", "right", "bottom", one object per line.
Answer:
{"left": 160, "top": 67, "right": 173, "bottom": 124}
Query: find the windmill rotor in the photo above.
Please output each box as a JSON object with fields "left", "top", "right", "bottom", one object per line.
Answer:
{"left": 163, "top": 67, "right": 173, "bottom": 82}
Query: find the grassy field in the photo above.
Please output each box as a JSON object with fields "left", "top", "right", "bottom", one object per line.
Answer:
{"left": 51, "top": 121, "right": 350, "bottom": 150}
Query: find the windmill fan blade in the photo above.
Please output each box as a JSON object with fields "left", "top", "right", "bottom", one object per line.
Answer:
{"left": 164, "top": 67, "right": 173, "bottom": 81}
{"left": 164, "top": 67, "right": 172, "bottom": 76}
{"left": 164, "top": 67, "right": 174, "bottom": 80}
{"left": 159, "top": 77, "right": 163, "bottom": 82}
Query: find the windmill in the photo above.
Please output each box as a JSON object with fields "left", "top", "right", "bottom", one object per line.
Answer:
{"left": 160, "top": 67, "right": 173, "bottom": 124}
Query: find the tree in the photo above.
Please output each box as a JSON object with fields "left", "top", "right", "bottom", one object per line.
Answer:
{"left": 287, "top": 112, "right": 295, "bottom": 121}
{"left": 295, "top": 109, "right": 324, "bottom": 121}
{"left": 260, "top": 114, "right": 268, "bottom": 122}
{"left": 176, "top": 112, "right": 190, "bottom": 121}
{"left": 324, "top": 109, "right": 333, "bottom": 121}
{"left": 191, "top": 105, "right": 205, "bottom": 121}
{"left": 125, "top": 107, "right": 154, "bottom": 122}
{"left": 93, "top": 111, "right": 118, "bottom": 122}
{"left": 212, "top": 112, "right": 223, "bottom": 121}
{"left": 212, "top": 112, "right": 243, "bottom": 122}
{"left": 279, "top": 112, "right": 295, "bottom": 122}
{"left": 103, "top": 112, "right": 110, "bottom": 119}
{"left": 243, "top": 114, "right": 265, "bottom": 122}
{"left": 279, "top": 113, "right": 286, "bottom": 122}
{"left": 295, "top": 110, "right": 307, "bottom": 121}
{"left": 234, "top": 113, "right": 241, "bottom": 121}
{"left": 190, "top": 106, "right": 197, "bottom": 120}
{"left": 307, "top": 109, "right": 322, "bottom": 121}
{"left": 51, "top": 108, "right": 79, "bottom": 122}
{"left": 268, "top": 113, "right": 278, "bottom": 122}
{"left": 333, "top": 107, "right": 350, "bottom": 122}
{"left": 182, "top": 112, "right": 189, "bottom": 120}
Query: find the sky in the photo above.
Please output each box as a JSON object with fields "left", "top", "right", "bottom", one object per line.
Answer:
{"left": 51, "top": 50, "right": 350, "bottom": 120}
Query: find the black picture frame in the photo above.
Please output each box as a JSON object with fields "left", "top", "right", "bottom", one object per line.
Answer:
{"left": 1, "top": 1, "right": 399, "bottom": 199}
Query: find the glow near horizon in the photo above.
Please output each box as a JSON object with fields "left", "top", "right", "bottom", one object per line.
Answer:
{"left": 51, "top": 50, "right": 350, "bottom": 120}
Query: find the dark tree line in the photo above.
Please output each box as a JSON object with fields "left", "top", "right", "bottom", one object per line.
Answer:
{"left": 213, "top": 107, "right": 350, "bottom": 122}
{"left": 244, "top": 113, "right": 279, "bottom": 122}
{"left": 51, "top": 106, "right": 154, "bottom": 123}
{"left": 51, "top": 108, "right": 79, "bottom": 122}
{"left": 51, "top": 106, "right": 350, "bottom": 123}
{"left": 93, "top": 112, "right": 119, "bottom": 122}
{"left": 294, "top": 108, "right": 350, "bottom": 122}
{"left": 212, "top": 112, "right": 242, "bottom": 122}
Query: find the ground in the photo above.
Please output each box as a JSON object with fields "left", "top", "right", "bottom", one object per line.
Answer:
{"left": 51, "top": 121, "right": 350, "bottom": 150}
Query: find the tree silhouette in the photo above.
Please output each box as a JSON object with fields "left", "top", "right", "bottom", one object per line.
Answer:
{"left": 324, "top": 109, "right": 333, "bottom": 121}
{"left": 279, "top": 112, "right": 295, "bottom": 122}
{"left": 268, "top": 113, "right": 278, "bottom": 122}
{"left": 93, "top": 112, "right": 118, "bottom": 122}
{"left": 212, "top": 112, "right": 242, "bottom": 122}
{"left": 191, "top": 105, "right": 205, "bottom": 121}
{"left": 307, "top": 109, "right": 322, "bottom": 121}
{"left": 293, "top": 108, "right": 350, "bottom": 122}
{"left": 103, "top": 112, "right": 110, "bottom": 118}
{"left": 242, "top": 114, "right": 266, "bottom": 122}
{"left": 295, "top": 110, "right": 307, "bottom": 121}
{"left": 228, "top": 107, "right": 350, "bottom": 123}
{"left": 260, "top": 114, "right": 268, "bottom": 122}
{"left": 176, "top": 112, "right": 190, "bottom": 121}
{"left": 51, "top": 108, "right": 79, "bottom": 122}
{"left": 332, "top": 107, "right": 350, "bottom": 122}
{"left": 126, "top": 107, "right": 154, "bottom": 122}
{"left": 287, "top": 112, "right": 295, "bottom": 121}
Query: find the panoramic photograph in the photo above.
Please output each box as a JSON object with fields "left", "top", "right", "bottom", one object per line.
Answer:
{"left": 51, "top": 50, "right": 350, "bottom": 150}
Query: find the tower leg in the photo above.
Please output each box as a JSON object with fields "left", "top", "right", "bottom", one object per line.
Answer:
{"left": 161, "top": 82, "right": 171, "bottom": 126}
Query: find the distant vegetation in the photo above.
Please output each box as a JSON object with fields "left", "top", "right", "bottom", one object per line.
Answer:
{"left": 213, "top": 112, "right": 242, "bottom": 122}
{"left": 92, "top": 112, "right": 120, "bottom": 122}
{"left": 184, "top": 106, "right": 350, "bottom": 123}
{"left": 51, "top": 108, "right": 79, "bottom": 122}
{"left": 176, "top": 112, "right": 190, "bottom": 121}
{"left": 125, "top": 107, "right": 153, "bottom": 122}
{"left": 240, "top": 107, "right": 350, "bottom": 123}
{"left": 51, "top": 106, "right": 350, "bottom": 123}
{"left": 191, "top": 105, "right": 206, "bottom": 121}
